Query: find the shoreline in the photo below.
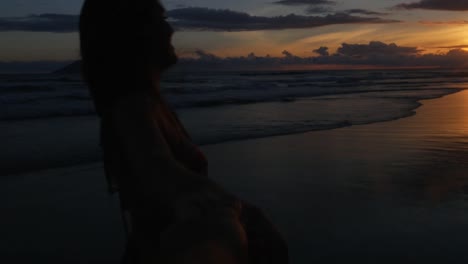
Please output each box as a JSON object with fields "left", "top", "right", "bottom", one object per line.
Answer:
{"left": 0, "top": 89, "right": 464, "bottom": 177}
{"left": 2, "top": 90, "right": 468, "bottom": 263}
{"left": 202, "top": 89, "right": 468, "bottom": 263}
{"left": 1, "top": 88, "right": 462, "bottom": 177}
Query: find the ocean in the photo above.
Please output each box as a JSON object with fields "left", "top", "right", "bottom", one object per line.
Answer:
{"left": 1, "top": 69, "right": 467, "bottom": 145}
{"left": 3, "top": 69, "right": 468, "bottom": 263}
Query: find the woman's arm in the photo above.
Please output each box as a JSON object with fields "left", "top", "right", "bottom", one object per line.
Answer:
{"left": 110, "top": 92, "right": 237, "bottom": 216}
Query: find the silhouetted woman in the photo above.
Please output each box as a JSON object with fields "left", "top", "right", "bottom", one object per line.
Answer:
{"left": 79, "top": 0, "right": 288, "bottom": 263}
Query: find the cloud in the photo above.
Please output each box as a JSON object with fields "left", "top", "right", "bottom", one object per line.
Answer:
{"left": 336, "top": 41, "right": 422, "bottom": 57}
{"left": 282, "top": 50, "right": 294, "bottom": 57}
{"left": 195, "top": 49, "right": 220, "bottom": 61}
{"left": 419, "top": 20, "right": 468, "bottom": 25}
{"left": 178, "top": 42, "right": 468, "bottom": 69}
{"left": 0, "top": 8, "right": 397, "bottom": 33}
{"left": 273, "top": 0, "right": 336, "bottom": 14}
{"left": 167, "top": 7, "right": 399, "bottom": 31}
{"left": 13, "top": 42, "right": 467, "bottom": 73}
{"left": 272, "top": 0, "right": 335, "bottom": 6}
{"left": 306, "top": 6, "right": 334, "bottom": 14}
{"left": 395, "top": 0, "right": 468, "bottom": 11}
{"left": 445, "top": 48, "right": 468, "bottom": 56}
{"left": 314, "top": 46, "right": 329, "bottom": 56}
{"left": 0, "top": 13, "right": 78, "bottom": 32}
{"left": 342, "top": 9, "right": 389, "bottom": 16}
{"left": 435, "top": 45, "right": 468, "bottom": 49}
{"left": 0, "top": 60, "right": 72, "bottom": 73}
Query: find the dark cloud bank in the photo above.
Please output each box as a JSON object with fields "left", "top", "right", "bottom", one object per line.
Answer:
{"left": 167, "top": 7, "right": 397, "bottom": 31}
{"left": 396, "top": 0, "right": 468, "bottom": 11}
{"left": 179, "top": 41, "right": 468, "bottom": 70}
{"left": 0, "top": 61, "right": 72, "bottom": 73}
{"left": 0, "top": 14, "right": 78, "bottom": 32}
{"left": 3, "top": 2, "right": 466, "bottom": 34}
{"left": 0, "top": 7, "right": 397, "bottom": 33}
{"left": 420, "top": 20, "right": 468, "bottom": 25}
{"left": 272, "top": 0, "right": 336, "bottom": 6}
{"left": 272, "top": 0, "right": 386, "bottom": 16}
{"left": 344, "top": 9, "right": 389, "bottom": 16}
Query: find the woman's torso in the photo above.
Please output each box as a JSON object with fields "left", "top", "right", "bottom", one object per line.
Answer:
{"left": 152, "top": 99, "right": 208, "bottom": 175}
{"left": 100, "top": 92, "right": 208, "bottom": 225}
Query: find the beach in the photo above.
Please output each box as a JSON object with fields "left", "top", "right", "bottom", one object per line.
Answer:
{"left": 2, "top": 89, "right": 468, "bottom": 263}
{"left": 205, "top": 89, "right": 468, "bottom": 263}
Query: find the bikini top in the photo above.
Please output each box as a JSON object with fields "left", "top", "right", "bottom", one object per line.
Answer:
{"left": 100, "top": 94, "right": 208, "bottom": 195}
{"left": 160, "top": 106, "right": 208, "bottom": 175}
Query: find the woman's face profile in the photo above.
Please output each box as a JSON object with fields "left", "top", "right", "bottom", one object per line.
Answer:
{"left": 149, "top": 2, "right": 178, "bottom": 71}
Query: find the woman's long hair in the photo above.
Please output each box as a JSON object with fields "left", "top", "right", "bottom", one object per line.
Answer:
{"left": 79, "top": 0, "right": 170, "bottom": 115}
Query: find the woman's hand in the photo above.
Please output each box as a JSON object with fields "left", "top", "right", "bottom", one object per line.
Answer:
{"left": 240, "top": 202, "right": 289, "bottom": 264}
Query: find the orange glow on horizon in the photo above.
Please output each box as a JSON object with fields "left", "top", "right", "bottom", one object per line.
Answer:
{"left": 272, "top": 64, "right": 440, "bottom": 71}
{"left": 173, "top": 23, "right": 468, "bottom": 60}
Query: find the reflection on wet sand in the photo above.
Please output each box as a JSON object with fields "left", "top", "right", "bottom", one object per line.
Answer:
{"left": 372, "top": 90, "right": 468, "bottom": 204}
{"left": 205, "top": 90, "right": 468, "bottom": 263}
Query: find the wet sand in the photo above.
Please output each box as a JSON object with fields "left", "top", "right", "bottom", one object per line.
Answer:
{"left": 204, "top": 90, "right": 468, "bottom": 263}
{"left": 2, "top": 90, "right": 468, "bottom": 263}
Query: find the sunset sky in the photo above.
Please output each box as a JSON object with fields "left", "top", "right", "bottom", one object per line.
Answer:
{"left": 2, "top": 0, "right": 468, "bottom": 70}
